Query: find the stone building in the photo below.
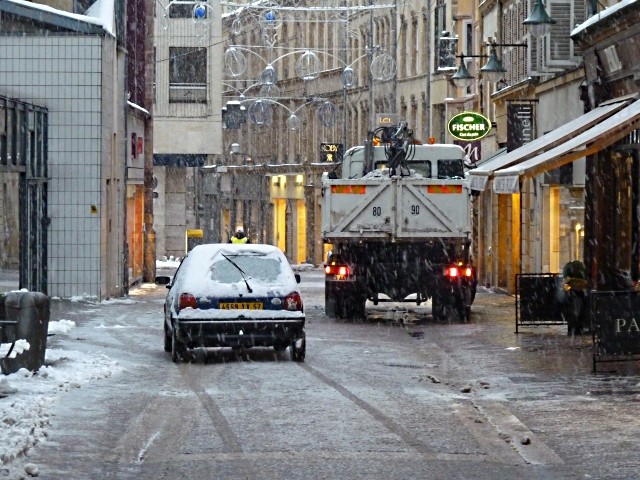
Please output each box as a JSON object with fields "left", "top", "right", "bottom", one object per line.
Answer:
{"left": 463, "top": 0, "right": 640, "bottom": 294}
{"left": 206, "top": 0, "right": 464, "bottom": 265}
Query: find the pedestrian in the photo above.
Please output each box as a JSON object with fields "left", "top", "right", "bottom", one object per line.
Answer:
{"left": 230, "top": 226, "right": 250, "bottom": 244}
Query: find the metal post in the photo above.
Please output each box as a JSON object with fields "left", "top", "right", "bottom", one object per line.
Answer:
{"left": 142, "top": 0, "right": 156, "bottom": 282}
{"left": 425, "top": 3, "right": 432, "bottom": 139}
{"left": 342, "top": 0, "right": 348, "bottom": 147}
{"left": 368, "top": 0, "right": 374, "bottom": 128}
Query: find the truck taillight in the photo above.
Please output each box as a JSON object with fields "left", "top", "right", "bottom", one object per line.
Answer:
{"left": 284, "top": 292, "right": 303, "bottom": 311}
{"left": 325, "top": 264, "right": 350, "bottom": 277}
{"left": 179, "top": 293, "right": 197, "bottom": 310}
{"left": 445, "top": 265, "right": 474, "bottom": 278}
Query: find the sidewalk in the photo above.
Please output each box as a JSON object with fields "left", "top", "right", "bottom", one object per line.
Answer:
{"left": 469, "top": 288, "right": 640, "bottom": 376}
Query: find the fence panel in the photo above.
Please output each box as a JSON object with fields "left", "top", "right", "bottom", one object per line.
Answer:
{"left": 515, "top": 273, "right": 564, "bottom": 332}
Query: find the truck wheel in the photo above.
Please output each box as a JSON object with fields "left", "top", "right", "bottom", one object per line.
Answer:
{"left": 325, "top": 289, "right": 337, "bottom": 318}
{"left": 456, "top": 289, "right": 472, "bottom": 322}
{"left": 346, "top": 293, "right": 367, "bottom": 320}
{"left": 431, "top": 295, "right": 447, "bottom": 322}
{"left": 326, "top": 288, "right": 347, "bottom": 319}
{"left": 456, "top": 299, "right": 471, "bottom": 322}
{"left": 335, "top": 294, "right": 348, "bottom": 319}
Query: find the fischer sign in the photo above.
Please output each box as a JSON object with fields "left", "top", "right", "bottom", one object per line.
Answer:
{"left": 447, "top": 112, "right": 492, "bottom": 141}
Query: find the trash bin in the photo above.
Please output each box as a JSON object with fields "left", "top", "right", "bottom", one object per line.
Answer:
{"left": 0, "top": 291, "right": 50, "bottom": 375}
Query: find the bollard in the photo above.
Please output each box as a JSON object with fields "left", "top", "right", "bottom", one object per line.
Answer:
{"left": 0, "top": 291, "right": 50, "bottom": 375}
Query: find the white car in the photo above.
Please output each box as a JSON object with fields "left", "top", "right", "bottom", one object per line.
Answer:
{"left": 157, "top": 244, "right": 306, "bottom": 362}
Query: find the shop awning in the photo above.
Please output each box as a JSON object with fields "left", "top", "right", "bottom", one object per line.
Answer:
{"left": 492, "top": 98, "right": 640, "bottom": 193}
{"left": 467, "top": 96, "right": 635, "bottom": 192}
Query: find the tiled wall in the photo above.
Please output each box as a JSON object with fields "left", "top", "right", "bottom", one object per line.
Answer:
{"left": 0, "top": 36, "right": 111, "bottom": 298}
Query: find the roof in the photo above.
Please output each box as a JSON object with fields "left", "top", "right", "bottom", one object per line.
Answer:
{"left": 467, "top": 96, "right": 634, "bottom": 191}
{"left": 492, "top": 99, "right": 640, "bottom": 193}
{"left": 3, "top": 0, "right": 114, "bottom": 36}
{"left": 571, "top": 0, "right": 639, "bottom": 39}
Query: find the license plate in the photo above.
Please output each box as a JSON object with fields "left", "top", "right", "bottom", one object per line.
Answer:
{"left": 331, "top": 275, "right": 356, "bottom": 282}
{"left": 219, "top": 302, "right": 264, "bottom": 310}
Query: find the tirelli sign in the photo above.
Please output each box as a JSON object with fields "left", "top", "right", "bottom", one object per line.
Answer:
{"left": 447, "top": 112, "right": 492, "bottom": 141}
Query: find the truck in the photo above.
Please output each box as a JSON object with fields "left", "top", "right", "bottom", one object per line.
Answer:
{"left": 321, "top": 119, "right": 477, "bottom": 321}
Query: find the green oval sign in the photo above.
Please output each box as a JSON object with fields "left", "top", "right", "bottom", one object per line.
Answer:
{"left": 447, "top": 111, "right": 492, "bottom": 141}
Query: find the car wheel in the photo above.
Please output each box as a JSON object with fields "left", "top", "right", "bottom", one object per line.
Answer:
{"left": 273, "top": 342, "right": 288, "bottom": 352}
{"left": 164, "top": 321, "right": 171, "bottom": 353}
{"left": 290, "top": 335, "right": 306, "bottom": 362}
{"left": 171, "top": 323, "right": 187, "bottom": 363}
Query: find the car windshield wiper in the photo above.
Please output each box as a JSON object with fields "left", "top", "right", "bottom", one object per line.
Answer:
{"left": 221, "top": 254, "right": 253, "bottom": 293}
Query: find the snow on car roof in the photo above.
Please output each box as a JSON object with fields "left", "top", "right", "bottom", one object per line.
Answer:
{"left": 175, "top": 243, "right": 298, "bottom": 297}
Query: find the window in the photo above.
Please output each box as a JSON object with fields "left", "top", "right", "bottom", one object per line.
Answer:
{"left": 527, "top": 0, "right": 586, "bottom": 75}
{"left": 168, "top": 2, "right": 206, "bottom": 19}
{"left": 437, "top": 31, "right": 458, "bottom": 71}
{"left": 407, "top": 161, "right": 432, "bottom": 178}
{"left": 433, "top": 0, "right": 448, "bottom": 73}
{"left": 169, "top": 47, "right": 207, "bottom": 103}
{"left": 437, "top": 159, "right": 464, "bottom": 179}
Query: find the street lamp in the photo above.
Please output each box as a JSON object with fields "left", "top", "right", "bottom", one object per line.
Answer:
{"left": 450, "top": 55, "right": 477, "bottom": 88}
{"left": 523, "top": 0, "right": 556, "bottom": 37}
{"left": 479, "top": 45, "right": 507, "bottom": 82}
{"left": 450, "top": 42, "right": 527, "bottom": 87}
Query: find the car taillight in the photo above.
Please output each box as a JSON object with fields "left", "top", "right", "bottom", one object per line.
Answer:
{"left": 284, "top": 292, "right": 303, "bottom": 311}
{"left": 179, "top": 293, "right": 197, "bottom": 310}
{"left": 325, "top": 264, "right": 350, "bottom": 276}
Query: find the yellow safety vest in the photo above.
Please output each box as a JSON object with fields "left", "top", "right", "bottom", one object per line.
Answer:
{"left": 231, "top": 236, "right": 248, "bottom": 244}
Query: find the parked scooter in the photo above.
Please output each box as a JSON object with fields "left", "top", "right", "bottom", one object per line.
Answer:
{"left": 560, "top": 260, "right": 589, "bottom": 335}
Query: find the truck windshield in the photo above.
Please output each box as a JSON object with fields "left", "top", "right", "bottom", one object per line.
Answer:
{"left": 437, "top": 159, "right": 464, "bottom": 179}
{"left": 374, "top": 161, "right": 432, "bottom": 177}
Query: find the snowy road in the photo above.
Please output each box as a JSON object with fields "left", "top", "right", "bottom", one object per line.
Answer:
{"left": 2, "top": 268, "right": 640, "bottom": 479}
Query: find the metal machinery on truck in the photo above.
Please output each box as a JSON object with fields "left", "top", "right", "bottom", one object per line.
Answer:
{"left": 321, "top": 119, "right": 477, "bottom": 321}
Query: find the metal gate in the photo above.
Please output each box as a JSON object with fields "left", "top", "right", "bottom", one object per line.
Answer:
{"left": 515, "top": 273, "right": 565, "bottom": 332}
{"left": 0, "top": 96, "right": 48, "bottom": 294}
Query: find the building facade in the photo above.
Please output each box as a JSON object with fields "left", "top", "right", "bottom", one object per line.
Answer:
{"left": 466, "top": 0, "right": 640, "bottom": 294}
{"left": 0, "top": 0, "right": 155, "bottom": 299}
{"left": 152, "top": 0, "right": 223, "bottom": 259}
{"left": 0, "top": 0, "right": 129, "bottom": 299}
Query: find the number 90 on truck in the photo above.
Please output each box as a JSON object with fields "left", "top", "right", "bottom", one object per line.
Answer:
{"left": 321, "top": 120, "right": 477, "bottom": 322}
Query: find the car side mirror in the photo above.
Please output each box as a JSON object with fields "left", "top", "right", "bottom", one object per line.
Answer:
{"left": 155, "top": 275, "right": 171, "bottom": 286}
{"left": 295, "top": 274, "right": 301, "bottom": 284}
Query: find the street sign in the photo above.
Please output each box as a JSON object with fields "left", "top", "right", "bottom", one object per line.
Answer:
{"left": 320, "top": 143, "right": 343, "bottom": 163}
{"left": 447, "top": 111, "right": 492, "bottom": 141}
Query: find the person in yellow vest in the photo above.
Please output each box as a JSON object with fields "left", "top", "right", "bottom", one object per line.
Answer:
{"left": 230, "top": 226, "right": 250, "bottom": 244}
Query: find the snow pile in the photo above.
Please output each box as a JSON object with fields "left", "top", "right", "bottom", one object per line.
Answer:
{"left": 0, "top": 335, "right": 121, "bottom": 477}
{"left": 157, "top": 256, "right": 182, "bottom": 269}
{"left": 0, "top": 340, "right": 30, "bottom": 360}
{"left": 362, "top": 168, "right": 426, "bottom": 179}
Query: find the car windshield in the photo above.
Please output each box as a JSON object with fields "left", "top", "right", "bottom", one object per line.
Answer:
{"left": 211, "top": 254, "right": 282, "bottom": 284}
